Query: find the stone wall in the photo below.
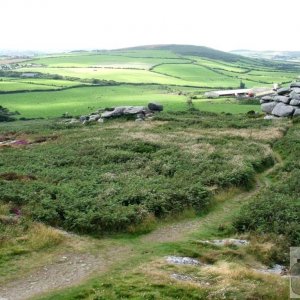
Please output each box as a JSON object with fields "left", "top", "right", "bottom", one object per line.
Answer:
{"left": 260, "top": 82, "right": 300, "bottom": 118}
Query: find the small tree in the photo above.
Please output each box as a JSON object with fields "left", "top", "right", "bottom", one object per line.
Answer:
{"left": 0, "top": 106, "right": 19, "bottom": 122}
{"left": 186, "top": 95, "right": 194, "bottom": 110}
{"left": 239, "top": 80, "right": 246, "bottom": 89}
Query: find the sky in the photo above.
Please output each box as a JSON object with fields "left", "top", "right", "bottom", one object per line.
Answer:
{"left": 1, "top": 0, "right": 300, "bottom": 52}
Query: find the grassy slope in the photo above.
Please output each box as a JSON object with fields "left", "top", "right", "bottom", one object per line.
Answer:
{"left": 0, "top": 113, "right": 290, "bottom": 300}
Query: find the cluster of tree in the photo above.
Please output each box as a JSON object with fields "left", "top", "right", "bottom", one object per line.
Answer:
{"left": 0, "top": 105, "right": 19, "bottom": 122}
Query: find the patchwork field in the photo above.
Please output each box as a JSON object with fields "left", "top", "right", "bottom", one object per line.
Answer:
{"left": 1, "top": 46, "right": 299, "bottom": 119}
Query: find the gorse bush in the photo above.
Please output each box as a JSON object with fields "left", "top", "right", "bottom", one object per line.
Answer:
{"left": 0, "top": 112, "right": 280, "bottom": 234}
{"left": 234, "top": 123, "right": 300, "bottom": 249}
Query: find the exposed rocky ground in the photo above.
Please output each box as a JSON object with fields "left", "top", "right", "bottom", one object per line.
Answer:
{"left": 65, "top": 102, "right": 163, "bottom": 125}
{"left": 261, "top": 82, "right": 300, "bottom": 118}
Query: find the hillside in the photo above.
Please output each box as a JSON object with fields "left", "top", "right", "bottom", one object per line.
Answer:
{"left": 1, "top": 45, "right": 299, "bottom": 118}
{"left": 231, "top": 49, "right": 300, "bottom": 62}
{"left": 119, "top": 44, "right": 246, "bottom": 62}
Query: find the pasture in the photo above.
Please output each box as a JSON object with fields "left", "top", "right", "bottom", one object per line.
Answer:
{"left": 0, "top": 85, "right": 260, "bottom": 118}
{"left": 1, "top": 46, "right": 299, "bottom": 118}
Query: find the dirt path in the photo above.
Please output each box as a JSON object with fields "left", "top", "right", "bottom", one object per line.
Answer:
{"left": 0, "top": 152, "right": 282, "bottom": 300}
{"left": 0, "top": 243, "right": 132, "bottom": 300}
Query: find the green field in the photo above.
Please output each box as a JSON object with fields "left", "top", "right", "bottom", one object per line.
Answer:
{"left": 0, "top": 85, "right": 261, "bottom": 118}
{"left": 1, "top": 45, "right": 299, "bottom": 118}
{"left": 31, "top": 53, "right": 188, "bottom": 69}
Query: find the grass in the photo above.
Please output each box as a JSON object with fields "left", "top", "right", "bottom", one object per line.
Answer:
{"left": 0, "top": 111, "right": 291, "bottom": 299}
{"left": 15, "top": 67, "right": 206, "bottom": 86}
{"left": 0, "top": 80, "right": 60, "bottom": 92}
{"left": 31, "top": 54, "right": 188, "bottom": 69}
{"left": 153, "top": 63, "right": 255, "bottom": 87}
{"left": 0, "top": 85, "right": 261, "bottom": 118}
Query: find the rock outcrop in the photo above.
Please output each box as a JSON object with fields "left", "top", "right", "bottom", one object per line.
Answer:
{"left": 260, "top": 82, "right": 300, "bottom": 118}
{"left": 75, "top": 102, "right": 163, "bottom": 124}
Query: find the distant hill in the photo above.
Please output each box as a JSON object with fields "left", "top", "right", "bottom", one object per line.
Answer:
{"left": 231, "top": 49, "right": 300, "bottom": 62}
{"left": 0, "top": 49, "right": 43, "bottom": 57}
{"left": 120, "top": 44, "right": 245, "bottom": 62}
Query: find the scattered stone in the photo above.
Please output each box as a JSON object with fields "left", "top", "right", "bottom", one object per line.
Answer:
{"left": 79, "top": 115, "right": 88, "bottom": 122}
{"left": 166, "top": 256, "right": 200, "bottom": 265}
{"left": 202, "top": 239, "right": 249, "bottom": 247}
{"left": 272, "top": 102, "right": 295, "bottom": 117}
{"left": 255, "top": 264, "right": 287, "bottom": 276}
{"left": 170, "top": 273, "right": 194, "bottom": 281}
{"left": 148, "top": 102, "right": 164, "bottom": 112}
{"left": 261, "top": 102, "right": 277, "bottom": 114}
{"left": 88, "top": 114, "right": 100, "bottom": 122}
{"left": 97, "top": 118, "right": 104, "bottom": 123}
{"left": 292, "top": 87, "right": 300, "bottom": 94}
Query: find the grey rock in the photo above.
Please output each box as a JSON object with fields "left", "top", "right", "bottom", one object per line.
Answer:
{"left": 101, "top": 106, "right": 147, "bottom": 118}
{"left": 88, "top": 114, "right": 100, "bottom": 122}
{"left": 166, "top": 256, "right": 200, "bottom": 265}
{"left": 101, "top": 107, "right": 126, "bottom": 118}
{"left": 291, "top": 87, "right": 300, "bottom": 94}
{"left": 98, "top": 118, "right": 104, "bottom": 123}
{"left": 290, "top": 82, "right": 300, "bottom": 88}
{"left": 261, "top": 96, "right": 274, "bottom": 102}
{"left": 80, "top": 115, "right": 88, "bottom": 122}
{"left": 274, "top": 95, "right": 290, "bottom": 104}
{"left": 261, "top": 102, "right": 277, "bottom": 114}
{"left": 148, "top": 102, "right": 164, "bottom": 112}
{"left": 202, "top": 239, "right": 249, "bottom": 247}
{"left": 170, "top": 273, "right": 194, "bottom": 282}
{"left": 290, "top": 99, "right": 300, "bottom": 106}
{"left": 123, "top": 106, "right": 146, "bottom": 115}
{"left": 277, "top": 87, "right": 290, "bottom": 95}
{"left": 290, "top": 91, "right": 300, "bottom": 100}
{"left": 69, "top": 118, "right": 80, "bottom": 124}
{"left": 255, "top": 264, "right": 287, "bottom": 276}
{"left": 293, "top": 109, "right": 300, "bottom": 116}
{"left": 272, "top": 103, "right": 295, "bottom": 117}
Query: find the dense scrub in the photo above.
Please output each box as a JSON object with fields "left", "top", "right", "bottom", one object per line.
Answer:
{"left": 0, "top": 112, "right": 282, "bottom": 234}
{"left": 234, "top": 121, "right": 300, "bottom": 260}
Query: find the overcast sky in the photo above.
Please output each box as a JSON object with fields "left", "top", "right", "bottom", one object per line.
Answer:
{"left": 1, "top": 0, "right": 299, "bottom": 52}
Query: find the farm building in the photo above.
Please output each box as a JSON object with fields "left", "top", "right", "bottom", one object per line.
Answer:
{"left": 204, "top": 89, "right": 253, "bottom": 98}
{"left": 21, "top": 72, "right": 38, "bottom": 78}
